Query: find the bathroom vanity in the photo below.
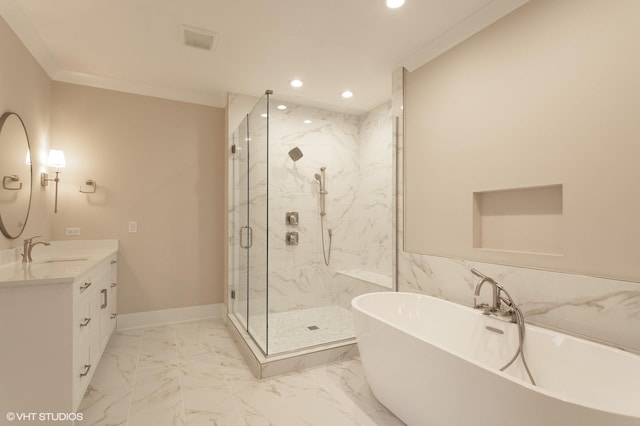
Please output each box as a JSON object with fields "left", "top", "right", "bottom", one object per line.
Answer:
{"left": 0, "top": 240, "right": 118, "bottom": 418}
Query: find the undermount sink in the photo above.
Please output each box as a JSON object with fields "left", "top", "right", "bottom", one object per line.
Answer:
{"left": 0, "top": 240, "right": 118, "bottom": 285}
{"left": 23, "top": 257, "right": 92, "bottom": 278}
{"left": 41, "top": 257, "right": 89, "bottom": 263}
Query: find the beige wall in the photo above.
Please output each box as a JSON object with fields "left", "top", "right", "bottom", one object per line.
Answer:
{"left": 0, "top": 16, "right": 52, "bottom": 249}
{"left": 2, "top": 14, "right": 228, "bottom": 314}
{"left": 404, "top": 0, "right": 640, "bottom": 282}
{"left": 50, "top": 83, "right": 226, "bottom": 314}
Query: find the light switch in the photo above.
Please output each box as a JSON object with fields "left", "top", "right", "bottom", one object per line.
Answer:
{"left": 128, "top": 221, "right": 138, "bottom": 233}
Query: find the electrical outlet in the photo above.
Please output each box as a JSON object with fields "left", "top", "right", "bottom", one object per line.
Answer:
{"left": 128, "top": 221, "right": 138, "bottom": 233}
{"left": 65, "top": 227, "right": 81, "bottom": 236}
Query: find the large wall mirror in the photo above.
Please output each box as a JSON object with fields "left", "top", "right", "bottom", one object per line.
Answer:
{"left": 0, "top": 112, "right": 32, "bottom": 239}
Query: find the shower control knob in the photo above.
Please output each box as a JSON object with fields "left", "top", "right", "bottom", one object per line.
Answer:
{"left": 286, "top": 212, "right": 299, "bottom": 226}
{"left": 285, "top": 231, "right": 299, "bottom": 246}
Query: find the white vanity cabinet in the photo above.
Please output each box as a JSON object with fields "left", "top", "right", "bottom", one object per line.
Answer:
{"left": 71, "top": 253, "right": 118, "bottom": 409}
{"left": 0, "top": 240, "right": 118, "bottom": 422}
{"left": 73, "top": 271, "right": 100, "bottom": 408}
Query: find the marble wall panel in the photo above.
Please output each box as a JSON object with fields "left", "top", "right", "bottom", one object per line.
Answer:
{"left": 267, "top": 101, "right": 393, "bottom": 314}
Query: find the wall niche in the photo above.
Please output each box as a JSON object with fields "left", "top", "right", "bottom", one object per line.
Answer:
{"left": 472, "top": 185, "right": 563, "bottom": 256}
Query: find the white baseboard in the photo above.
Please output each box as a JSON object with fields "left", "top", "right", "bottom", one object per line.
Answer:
{"left": 117, "top": 303, "right": 226, "bottom": 331}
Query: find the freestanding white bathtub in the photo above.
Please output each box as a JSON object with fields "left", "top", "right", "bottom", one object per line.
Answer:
{"left": 352, "top": 292, "right": 640, "bottom": 426}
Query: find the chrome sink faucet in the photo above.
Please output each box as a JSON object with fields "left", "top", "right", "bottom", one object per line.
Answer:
{"left": 21, "top": 236, "right": 51, "bottom": 263}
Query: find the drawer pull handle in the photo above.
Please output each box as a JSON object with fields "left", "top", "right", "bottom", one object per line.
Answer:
{"left": 80, "top": 364, "right": 91, "bottom": 377}
{"left": 79, "top": 317, "right": 91, "bottom": 327}
{"left": 110, "top": 259, "right": 117, "bottom": 265}
{"left": 79, "top": 282, "right": 92, "bottom": 292}
{"left": 110, "top": 282, "right": 117, "bottom": 288}
{"left": 111, "top": 313, "right": 117, "bottom": 319}
{"left": 100, "top": 289, "right": 107, "bottom": 309}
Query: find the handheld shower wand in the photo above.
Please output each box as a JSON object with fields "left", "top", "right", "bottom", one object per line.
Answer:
{"left": 315, "top": 167, "right": 332, "bottom": 265}
{"left": 315, "top": 168, "right": 328, "bottom": 216}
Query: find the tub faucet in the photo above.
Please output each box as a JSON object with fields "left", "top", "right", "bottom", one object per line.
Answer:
{"left": 471, "top": 268, "right": 516, "bottom": 317}
{"left": 472, "top": 268, "right": 501, "bottom": 310}
{"left": 21, "top": 236, "right": 51, "bottom": 263}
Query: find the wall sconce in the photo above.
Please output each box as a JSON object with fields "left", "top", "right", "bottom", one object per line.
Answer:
{"left": 41, "top": 149, "right": 66, "bottom": 213}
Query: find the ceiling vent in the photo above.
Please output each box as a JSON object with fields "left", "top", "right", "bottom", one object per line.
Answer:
{"left": 182, "top": 25, "right": 217, "bottom": 51}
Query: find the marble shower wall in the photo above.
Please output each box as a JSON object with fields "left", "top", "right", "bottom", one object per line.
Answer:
{"left": 267, "top": 101, "right": 393, "bottom": 313}
{"left": 393, "top": 68, "right": 640, "bottom": 354}
{"left": 351, "top": 103, "right": 394, "bottom": 276}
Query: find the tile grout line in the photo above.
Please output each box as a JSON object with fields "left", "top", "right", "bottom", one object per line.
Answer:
{"left": 175, "top": 325, "right": 189, "bottom": 426}
{"left": 123, "top": 330, "right": 144, "bottom": 426}
{"left": 210, "top": 321, "right": 250, "bottom": 426}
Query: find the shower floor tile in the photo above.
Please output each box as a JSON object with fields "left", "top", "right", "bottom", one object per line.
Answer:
{"left": 247, "top": 305, "right": 355, "bottom": 355}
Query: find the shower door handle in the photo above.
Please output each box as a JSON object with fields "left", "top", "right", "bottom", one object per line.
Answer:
{"left": 240, "top": 226, "right": 253, "bottom": 249}
{"left": 240, "top": 226, "right": 248, "bottom": 248}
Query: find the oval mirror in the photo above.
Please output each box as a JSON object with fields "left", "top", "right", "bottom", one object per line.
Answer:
{"left": 0, "top": 112, "right": 32, "bottom": 239}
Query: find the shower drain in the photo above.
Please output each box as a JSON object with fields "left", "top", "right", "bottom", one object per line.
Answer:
{"left": 307, "top": 325, "right": 319, "bottom": 330}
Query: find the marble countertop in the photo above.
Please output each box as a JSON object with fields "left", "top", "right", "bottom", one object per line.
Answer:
{"left": 0, "top": 239, "right": 118, "bottom": 289}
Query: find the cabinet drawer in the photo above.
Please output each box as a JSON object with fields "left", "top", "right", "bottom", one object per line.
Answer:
{"left": 74, "top": 273, "right": 94, "bottom": 302}
{"left": 74, "top": 298, "right": 95, "bottom": 341}
{"left": 73, "top": 335, "right": 93, "bottom": 409}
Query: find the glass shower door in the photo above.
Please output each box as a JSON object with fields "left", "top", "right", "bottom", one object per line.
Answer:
{"left": 233, "top": 115, "right": 249, "bottom": 331}
{"left": 234, "top": 93, "right": 270, "bottom": 355}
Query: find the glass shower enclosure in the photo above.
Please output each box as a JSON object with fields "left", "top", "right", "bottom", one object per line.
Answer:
{"left": 232, "top": 93, "right": 270, "bottom": 352}
{"left": 230, "top": 91, "right": 395, "bottom": 356}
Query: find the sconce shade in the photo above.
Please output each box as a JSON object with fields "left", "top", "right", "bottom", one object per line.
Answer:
{"left": 48, "top": 149, "right": 66, "bottom": 168}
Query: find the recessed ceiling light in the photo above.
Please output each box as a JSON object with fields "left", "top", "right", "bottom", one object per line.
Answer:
{"left": 277, "top": 105, "right": 287, "bottom": 110}
{"left": 303, "top": 119, "right": 312, "bottom": 124}
{"left": 341, "top": 90, "right": 354, "bottom": 99}
{"left": 290, "top": 79, "right": 304, "bottom": 88}
{"left": 386, "top": 0, "right": 405, "bottom": 8}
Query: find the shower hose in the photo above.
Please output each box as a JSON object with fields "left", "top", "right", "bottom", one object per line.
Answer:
{"left": 320, "top": 218, "right": 332, "bottom": 266}
{"left": 500, "top": 303, "right": 536, "bottom": 386}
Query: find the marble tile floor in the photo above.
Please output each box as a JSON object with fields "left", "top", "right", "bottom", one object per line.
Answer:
{"left": 78, "top": 319, "right": 404, "bottom": 425}
{"left": 242, "top": 305, "right": 356, "bottom": 355}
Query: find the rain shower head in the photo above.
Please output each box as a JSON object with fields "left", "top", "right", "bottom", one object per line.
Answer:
{"left": 288, "top": 147, "right": 304, "bottom": 162}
